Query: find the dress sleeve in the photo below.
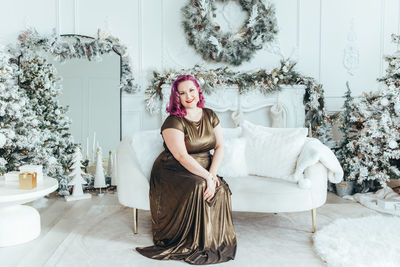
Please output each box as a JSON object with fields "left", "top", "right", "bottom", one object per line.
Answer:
{"left": 161, "top": 115, "right": 185, "bottom": 133}
{"left": 209, "top": 109, "right": 220, "bottom": 128}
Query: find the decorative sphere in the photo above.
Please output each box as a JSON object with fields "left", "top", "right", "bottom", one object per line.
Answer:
{"left": 388, "top": 140, "right": 398, "bottom": 149}
{"left": 380, "top": 98, "right": 389, "bottom": 106}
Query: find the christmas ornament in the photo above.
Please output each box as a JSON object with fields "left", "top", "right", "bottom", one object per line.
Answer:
{"left": 380, "top": 98, "right": 389, "bottom": 106}
{"left": 389, "top": 140, "right": 398, "bottom": 149}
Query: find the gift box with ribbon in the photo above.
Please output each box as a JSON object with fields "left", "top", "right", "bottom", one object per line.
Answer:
{"left": 19, "top": 172, "right": 38, "bottom": 190}
{"left": 19, "top": 165, "right": 43, "bottom": 184}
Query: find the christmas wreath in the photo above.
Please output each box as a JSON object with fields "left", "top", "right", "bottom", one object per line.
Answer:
{"left": 182, "top": 0, "right": 279, "bottom": 65}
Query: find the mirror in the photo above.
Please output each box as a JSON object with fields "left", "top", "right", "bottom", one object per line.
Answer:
{"left": 46, "top": 38, "right": 121, "bottom": 163}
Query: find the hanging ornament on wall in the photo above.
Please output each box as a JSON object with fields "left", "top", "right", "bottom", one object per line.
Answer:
{"left": 182, "top": 0, "right": 279, "bottom": 66}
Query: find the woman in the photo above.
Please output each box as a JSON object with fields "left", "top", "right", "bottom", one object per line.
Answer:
{"left": 136, "top": 75, "right": 237, "bottom": 264}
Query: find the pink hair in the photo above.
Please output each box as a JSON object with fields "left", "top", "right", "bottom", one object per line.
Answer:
{"left": 166, "top": 74, "right": 205, "bottom": 117}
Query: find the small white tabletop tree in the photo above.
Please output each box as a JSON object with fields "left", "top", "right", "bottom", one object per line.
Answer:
{"left": 94, "top": 146, "right": 106, "bottom": 196}
{"left": 65, "top": 147, "right": 91, "bottom": 201}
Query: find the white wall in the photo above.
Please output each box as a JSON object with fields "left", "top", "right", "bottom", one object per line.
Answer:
{"left": 0, "top": 0, "right": 399, "bottom": 134}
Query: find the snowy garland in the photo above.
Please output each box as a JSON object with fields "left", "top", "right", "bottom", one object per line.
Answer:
{"left": 13, "top": 28, "right": 138, "bottom": 93}
{"left": 182, "top": 0, "right": 278, "bottom": 65}
{"left": 145, "top": 59, "right": 328, "bottom": 132}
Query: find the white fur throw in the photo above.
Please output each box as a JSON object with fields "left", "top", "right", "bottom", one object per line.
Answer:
{"left": 241, "top": 120, "right": 308, "bottom": 179}
{"left": 288, "top": 137, "right": 343, "bottom": 188}
{"left": 219, "top": 137, "right": 248, "bottom": 177}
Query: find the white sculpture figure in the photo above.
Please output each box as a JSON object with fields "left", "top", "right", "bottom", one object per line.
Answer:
{"left": 65, "top": 147, "right": 92, "bottom": 201}
{"left": 94, "top": 146, "right": 106, "bottom": 196}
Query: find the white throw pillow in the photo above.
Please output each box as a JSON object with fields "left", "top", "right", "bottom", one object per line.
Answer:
{"left": 241, "top": 120, "right": 308, "bottom": 180}
{"left": 218, "top": 137, "right": 248, "bottom": 177}
{"left": 131, "top": 130, "right": 164, "bottom": 178}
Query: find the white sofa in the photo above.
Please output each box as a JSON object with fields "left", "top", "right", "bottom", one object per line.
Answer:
{"left": 116, "top": 126, "right": 328, "bottom": 234}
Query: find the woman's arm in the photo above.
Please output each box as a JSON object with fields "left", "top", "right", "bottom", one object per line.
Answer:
{"left": 209, "top": 124, "right": 224, "bottom": 179}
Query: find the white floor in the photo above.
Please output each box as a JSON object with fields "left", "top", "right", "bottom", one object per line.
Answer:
{"left": 0, "top": 192, "right": 380, "bottom": 267}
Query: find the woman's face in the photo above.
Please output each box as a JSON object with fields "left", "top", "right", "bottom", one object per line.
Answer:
{"left": 177, "top": 80, "right": 199, "bottom": 109}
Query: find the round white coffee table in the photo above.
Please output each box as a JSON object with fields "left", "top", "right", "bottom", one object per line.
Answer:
{"left": 0, "top": 176, "right": 58, "bottom": 247}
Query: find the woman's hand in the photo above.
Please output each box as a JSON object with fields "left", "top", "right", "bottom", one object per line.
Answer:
{"left": 212, "top": 173, "right": 220, "bottom": 187}
{"left": 204, "top": 176, "right": 216, "bottom": 202}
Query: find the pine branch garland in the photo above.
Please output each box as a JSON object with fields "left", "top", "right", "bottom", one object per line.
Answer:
{"left": 145, "top": 59, "right": 328, "bottom": 137}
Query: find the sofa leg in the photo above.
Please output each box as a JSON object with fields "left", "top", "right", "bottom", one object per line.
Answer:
{"left": 133, "top": 208, "right": 138, "bottom": 234}
{"left": 311, "top": 208, "right": 316, "bottom": 233}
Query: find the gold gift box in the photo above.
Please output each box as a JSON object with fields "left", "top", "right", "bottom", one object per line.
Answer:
{"left": 19, "top": 172, "right": 37, "bottom": 190}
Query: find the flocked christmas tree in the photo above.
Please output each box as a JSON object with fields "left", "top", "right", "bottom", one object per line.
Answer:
{"left": 18, "top": 54, "right": 75, "bottom": 195}
{"left": 337, "top": 34, "right": 400, "bottom": 190}
{"left": 316, "top": 120, "right": 336, "bottom": 149}
{"left": 0, "top": 48, "right": 42, "bottom": 173}
{"left": 335, "top": 82, "right": 361, "bottom": 182}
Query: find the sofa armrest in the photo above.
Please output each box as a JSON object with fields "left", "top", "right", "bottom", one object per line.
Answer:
{"left": 116, "top": 137, "right": 150, "bottom": 210}
{"left": 304, "top": 161, "right": 328, "bottom": 208}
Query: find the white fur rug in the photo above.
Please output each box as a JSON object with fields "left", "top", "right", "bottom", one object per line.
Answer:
{"left": 313, "top": 215, "right": 400, "bottom": 267}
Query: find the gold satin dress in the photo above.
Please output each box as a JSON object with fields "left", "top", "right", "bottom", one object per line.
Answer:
{"left": 136, "top": 108, "right": 237, "bottom": 265}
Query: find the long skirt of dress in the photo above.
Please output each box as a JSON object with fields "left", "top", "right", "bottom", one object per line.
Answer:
{"left": 136, "top": 151, "right": 237, "bottom": 265}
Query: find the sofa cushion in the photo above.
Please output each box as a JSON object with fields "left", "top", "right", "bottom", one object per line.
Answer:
{"left": 226, "top": 174, "right": 323, "bottom": 212}
{"left": 219, "top": 137, "right": 248, "bottom": 177}
{"left": 241, "top": 120, "right": 308, "bottom": 180}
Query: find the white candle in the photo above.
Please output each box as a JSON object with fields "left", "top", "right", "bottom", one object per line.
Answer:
{"left": 92, "top": 132, "right": 96, "bottom": 162}
{"left": 86, "top": 137, "right": 89, "bottom": 160}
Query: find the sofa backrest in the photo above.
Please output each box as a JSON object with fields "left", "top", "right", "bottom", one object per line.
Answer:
{"left": 131, "top": 130, "right": 163, "bottom": 179}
